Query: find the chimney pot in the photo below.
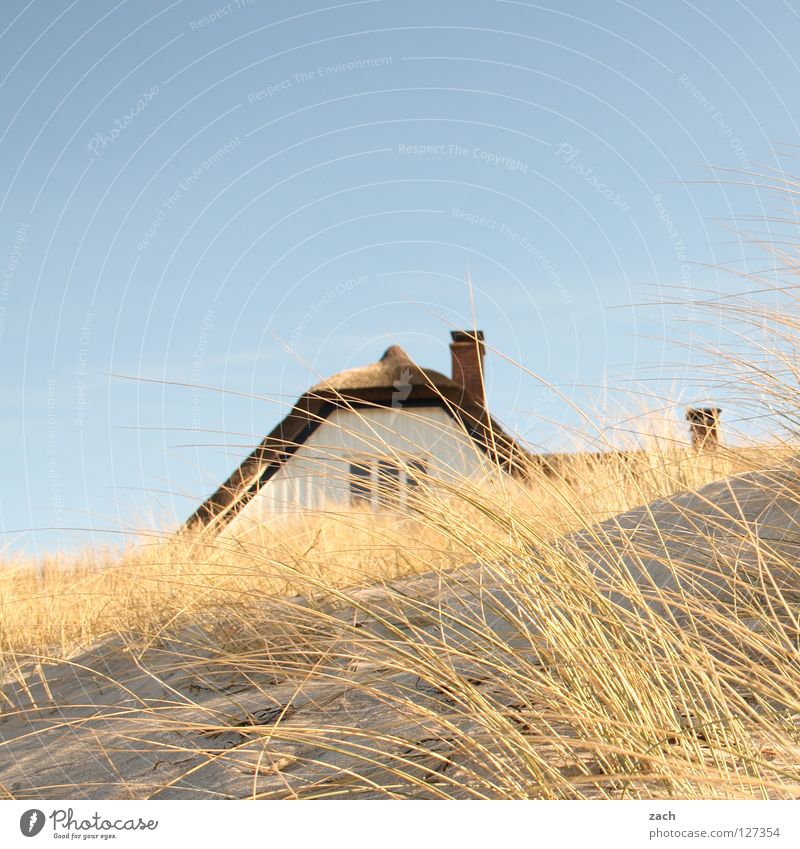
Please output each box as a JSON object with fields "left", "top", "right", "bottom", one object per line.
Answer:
{"left": 450, "top": 330, "right": 486, "bottom": 407}
{"left": 686, "top": 406, "right": 721, "bottom": 450}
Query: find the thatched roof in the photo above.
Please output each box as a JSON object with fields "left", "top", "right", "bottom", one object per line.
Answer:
{"left": 185, "top": 344, "right": 529, "bottom": 531}
{"left": 309, "top": 344, "right": 422, "bottom": 392}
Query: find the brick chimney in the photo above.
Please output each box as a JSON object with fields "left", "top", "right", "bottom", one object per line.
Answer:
{"left": 450, "top": 330, "right": 486, "bottom": 407}
{"left": 686, "top": 406, "right": 721, "bottom": 450}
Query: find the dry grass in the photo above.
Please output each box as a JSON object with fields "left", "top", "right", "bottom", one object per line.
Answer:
{"left": 1, "top": 404, "right": 798, "bottom": 800}
{"left": 5, "top": 215, "right": 800, "bottom": 801}
{"left": 0, "top": 438, "right": 779, "bottom": 664}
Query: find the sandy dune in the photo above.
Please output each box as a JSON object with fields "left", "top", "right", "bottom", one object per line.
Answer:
{"left": 2, "top": 464, "right": 798, "bottom": 799}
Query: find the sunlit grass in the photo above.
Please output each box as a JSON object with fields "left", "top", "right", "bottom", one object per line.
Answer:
{"left": 1, "top": 320, "right": 799, "bottom": 799}
{"left": 1, "top": 402, "right": 798, "bottom": 799}
{"left": 0, "top": 428, "right": 779, "bottom": 664}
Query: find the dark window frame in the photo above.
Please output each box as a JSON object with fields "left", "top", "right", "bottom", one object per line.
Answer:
{"left": 348, "top": 456, "right": 427, "bottom": 508}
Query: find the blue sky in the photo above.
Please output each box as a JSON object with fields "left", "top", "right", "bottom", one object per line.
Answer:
{"left": 1, "top": 0, "right": 798, "bottom": 554}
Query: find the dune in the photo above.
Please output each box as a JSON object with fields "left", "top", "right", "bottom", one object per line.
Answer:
{"left": 1, "top": 462, "right": 798, "bottom": 799}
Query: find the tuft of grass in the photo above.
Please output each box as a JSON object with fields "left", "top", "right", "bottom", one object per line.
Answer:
{"left": 1, "top": 390, "right": 798, "bottom": 800}
{"left": 0, "top": 430, "right": 780, "bottom": 664}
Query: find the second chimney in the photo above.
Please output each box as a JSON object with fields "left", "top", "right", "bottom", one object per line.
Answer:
{"left": 450, "top": 330, "right": 486, "bottom": 407}
{"left": 686, "top": 406, "right": 721, "bottom": 450}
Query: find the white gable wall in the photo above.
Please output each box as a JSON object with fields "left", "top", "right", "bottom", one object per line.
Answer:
{"left": 223, "top": 405, "right": 496, "bottom": 534}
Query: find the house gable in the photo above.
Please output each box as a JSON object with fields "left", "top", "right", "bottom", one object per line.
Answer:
{"left": 185, "top": 337, "right": 529, "bottom": 533}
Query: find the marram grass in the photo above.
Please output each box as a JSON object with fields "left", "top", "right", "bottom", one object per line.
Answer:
{"left": 1, "top": 410, "right": 798, "bottom": 799}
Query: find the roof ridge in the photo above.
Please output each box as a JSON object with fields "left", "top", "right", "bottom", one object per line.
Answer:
{"left": 379, "top": 344, "right": 412, "bottom": 363}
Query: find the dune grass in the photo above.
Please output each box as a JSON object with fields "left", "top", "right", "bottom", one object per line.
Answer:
{"left": 0, "top": 435, "right": 777, "bottom": 665}
{"left": 1, "top": 397, "right": 798, "bottom": 799}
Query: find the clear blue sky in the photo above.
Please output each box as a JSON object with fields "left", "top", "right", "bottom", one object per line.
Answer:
{"left": 1, "top": 0, "right": 798, "bottom": 555}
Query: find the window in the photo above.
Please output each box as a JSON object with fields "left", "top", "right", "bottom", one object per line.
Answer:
{"left": 406, "top": 459, "right": 426, "bottom": 490}
{"left": 348, "top": 457, "right": 427, "bottom": 508}
{"left": 377, "top": 460, "right": 401, "bottom": 507}
{"left": 349, "top": 460, "right": 372, "bottom": 504}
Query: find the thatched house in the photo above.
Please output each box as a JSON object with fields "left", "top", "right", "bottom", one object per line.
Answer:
{"left": 186, "top": 331, "right": 529, "bottom": 534}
